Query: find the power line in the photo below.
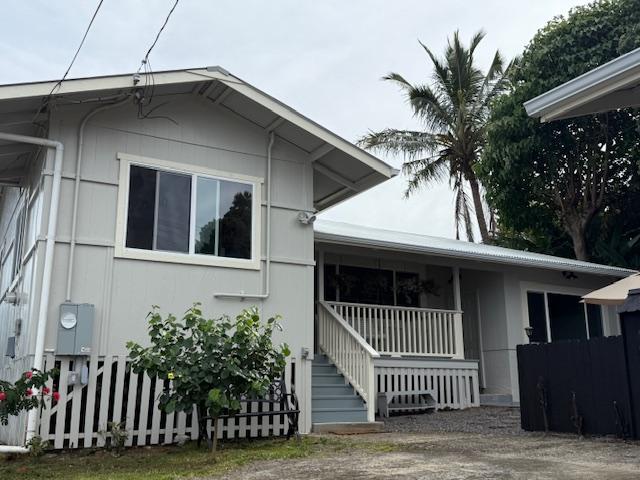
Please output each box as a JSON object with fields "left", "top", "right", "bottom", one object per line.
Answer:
{"left": 137, "top": 0, "right": 180, "bottom": 73}
{"left": 49, "top": 0, "right": 106, "bottom": 96}
{"left": 34, "top": 0, "right": 105, "bottom": 123}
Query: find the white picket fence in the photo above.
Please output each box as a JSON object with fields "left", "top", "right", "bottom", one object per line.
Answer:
{"left": 375, "top": 358, "right": 479, "bottom": 410}
{"left": 36, "top": 354, "right": 296, "bottom": 449}
{"left": 327, "top": 301, "right": 465, "bottom": 359}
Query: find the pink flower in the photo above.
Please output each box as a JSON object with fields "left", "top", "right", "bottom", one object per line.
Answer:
{"left": 25, "top": 388, "right": 33, "bottom": 397}
{"left": 24, "top": 371, "right": 33, "bottom": 379}
{"left": 0, "top": 392, "right": 6, "bottom": 401}
{"left": 52, "top": 391, "right": 60, "bottom": 402}
{"left": 42, "top": 386, "right": 50, "bottom": 395}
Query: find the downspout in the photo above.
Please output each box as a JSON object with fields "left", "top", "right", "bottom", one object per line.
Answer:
{"left": 214, "top": 131, "right": 275, "bottom": 299}
{"left": 65, "top": 97, "right": 129, "bottom": 302}
{"left": 0, "top": 132, "right": 64, "bottom": 452}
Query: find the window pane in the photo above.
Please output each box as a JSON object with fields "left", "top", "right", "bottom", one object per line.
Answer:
{"left": 338, "top": 265, "right": 394, "bottom": 305}
{"left": 396, "top": 272, "right": 421, "bottom": 307}
{"left": 548, "top": 293, "right": 587, "bottom": 341}
{"left": 587, "top": 304, "right": 604, "bottom": 338}
{"left": 218, "top": 180, "right": 252, "bottom": 259}
{"left": 156, "top": 171, "right": 191, "bottom": 253}
{"left": 324, "top": 264, "right": 337, "bottom": 301}
{"left": 526, "top": 292, "right": 548, "bottom": 342}
{"left": 126, "top": 165, "right": 156, "bottom": 250}
{"left": 195, "top": 177, "right": 218, "bottom": 255}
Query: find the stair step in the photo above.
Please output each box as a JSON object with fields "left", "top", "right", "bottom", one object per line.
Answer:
{"left": 312, "top": 407, "right": 368, "bottom": 423}
{"left": 313, "top": 422, "right": 385, "bottom": 434}
{"left": 312, "top": 364, "right": 338, "bottom": 374}
{"left": 312, "top": 373, "right": 347, "bottom": 385}
{"left": 312, "top": 384, "right": 356, "bottom": 396}
{"left": 312, "top": 354, "right": 329, "bottom": 365}
{"left": 312, "top": 395, "right": 364, "bottom": 409}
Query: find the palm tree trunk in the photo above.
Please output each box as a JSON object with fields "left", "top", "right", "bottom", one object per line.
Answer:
{"left": 468, "top": 174, "right": 490, "bottom": 243}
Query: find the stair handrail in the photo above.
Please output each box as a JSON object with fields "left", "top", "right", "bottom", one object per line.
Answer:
{"left": 318, "top": 300, "right": 379, "bottom": 422}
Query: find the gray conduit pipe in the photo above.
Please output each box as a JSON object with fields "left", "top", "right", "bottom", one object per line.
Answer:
{"left": 65, "top": 97, "right": 130, "bottom": 302}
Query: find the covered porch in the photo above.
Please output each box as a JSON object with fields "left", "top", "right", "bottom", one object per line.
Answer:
{"left": 313, "top": 239, "right": 481, "bottom": 423}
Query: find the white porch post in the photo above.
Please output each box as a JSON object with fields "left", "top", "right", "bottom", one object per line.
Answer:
{"left": 452, "top": 267, "right": 464, "bottom": 359}
{"left": 318, "top": 249, "right": 325, "bottom": 302}
{"left": 452, "top": 266, "right": 462, "bottom": 311}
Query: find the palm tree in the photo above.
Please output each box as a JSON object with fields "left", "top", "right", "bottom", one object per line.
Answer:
{"left": 359, "top": 30, "right": 509, "bottom": 242}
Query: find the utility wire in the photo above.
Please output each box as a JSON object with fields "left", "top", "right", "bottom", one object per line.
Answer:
{"left": 137, "top": 0, "right": 180, "bottom": 73}
{"left": 135, "top": 0, "right": 180, "bottom": 124}
{"left": 33, "top": 0, "right": 105, "bottom": 123}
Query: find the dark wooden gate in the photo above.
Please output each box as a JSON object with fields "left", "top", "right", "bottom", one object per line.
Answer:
{"left": 517, "top": 336, "right": 635, "bottom": 437}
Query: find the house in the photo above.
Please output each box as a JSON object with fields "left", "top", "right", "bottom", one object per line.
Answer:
{"left": 0, "top": 67, "right": 633, "bottom": 450}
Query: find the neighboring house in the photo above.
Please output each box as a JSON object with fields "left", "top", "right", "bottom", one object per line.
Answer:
{"left": 0, "top": 67, "right": 633, "bottom": 449}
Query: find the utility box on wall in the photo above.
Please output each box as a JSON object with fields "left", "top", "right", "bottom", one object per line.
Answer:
{"left": 57, "top": 303, "right": 94, "bottom": 355}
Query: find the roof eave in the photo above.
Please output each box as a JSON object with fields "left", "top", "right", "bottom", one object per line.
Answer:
{"left": 314, "top": 230, "right": 634, "bottom": 278}
{"left": 524, "top": 47, "right": 640, "bottom": 122}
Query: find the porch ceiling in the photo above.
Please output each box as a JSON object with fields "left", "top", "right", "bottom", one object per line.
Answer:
{"left": 314, "top": 219, "right": 636, "bottom": 277}
{"left": 0, "top": 67, "right": 397, "bottom": 208}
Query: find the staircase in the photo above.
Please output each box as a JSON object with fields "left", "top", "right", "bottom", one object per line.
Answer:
{"left": 312, "top": 353, "right": 368, "bottom": 423}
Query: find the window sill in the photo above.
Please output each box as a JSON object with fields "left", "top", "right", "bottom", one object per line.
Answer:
{"left": 114, "top": 246, "right": 261, "bottom": 270}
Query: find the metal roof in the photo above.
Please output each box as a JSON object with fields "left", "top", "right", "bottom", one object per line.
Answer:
{"left": 314, "top": 219, "right": 635, "bottom": 277}
{"left": 0, "top": 67, "right": 396, "bottom": 209}
{"left": 524, "top": 47, "right": 640, "bottom": 122}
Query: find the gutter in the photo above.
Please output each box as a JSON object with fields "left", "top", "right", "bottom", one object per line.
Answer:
{"left": 0, "top": 132, "right": 64, "bottom": 452}
{"left": 524, "top": 46, "right": 640, "bottom": 121}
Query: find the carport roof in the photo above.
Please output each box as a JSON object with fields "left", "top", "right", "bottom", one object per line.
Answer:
{"left": 0, "top": 67, "right": 397, "bottom": 209}
{"left": 314, "top": 219, "right": 635, "bottom": 277}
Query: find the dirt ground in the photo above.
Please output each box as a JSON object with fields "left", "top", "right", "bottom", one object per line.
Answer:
{"left": 221, "top": 408, "right": 640, "bottom": 480}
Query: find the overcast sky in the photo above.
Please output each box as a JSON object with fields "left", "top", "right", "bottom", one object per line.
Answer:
{"left": 1, "top": 0, "right": 588, "bottom": 239}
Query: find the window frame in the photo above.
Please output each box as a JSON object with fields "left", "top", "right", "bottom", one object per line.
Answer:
{"left": 115, "top": 153, "right": 263, "bottom": 269}
{"left": 520, "top": 282, "right": 608, "bottom": 343}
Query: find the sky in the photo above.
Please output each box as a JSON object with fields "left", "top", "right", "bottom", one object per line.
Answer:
{"left": 0, "top": 0, "right": 589, "bottom": 239}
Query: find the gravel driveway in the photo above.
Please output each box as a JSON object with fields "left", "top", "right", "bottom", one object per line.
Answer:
{"left": 221, "top": 407, "right": 640, "bottom": 480}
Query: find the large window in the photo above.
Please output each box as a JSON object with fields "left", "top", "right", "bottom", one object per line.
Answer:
{"left": 526, "top": 291, "right": 604, "bottom": 342}
{"left": 324, "top": 264, "right": 421, "bottom": 307}
{"left": 117, "top": 154, "right": 260, "bottom": 268}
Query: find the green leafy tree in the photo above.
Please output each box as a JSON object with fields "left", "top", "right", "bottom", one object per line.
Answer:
{"left": 480, "top": 0, "right": 640, "bottom": 263}
{"left": 127, "top": 305, "right": 290, "bottom": 452}
{"left": 360, "top": 30, "right": 510, "bottom": 242}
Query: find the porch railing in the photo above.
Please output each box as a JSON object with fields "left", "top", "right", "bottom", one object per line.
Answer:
{"left": 326, "top": 301, "right": 464, "bottom": 359}
{"left": 317, "top": 300, "right": 379, "bottom": 422}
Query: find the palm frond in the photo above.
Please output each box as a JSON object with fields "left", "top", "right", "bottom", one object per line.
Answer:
{"left": 403, "top": 156, "right": 450, "bottom": 197}
{"left": 382, "top": 72, "right": 413, "bottom": 90}
{"left": 358, "top": 129, "right": 439, "bottom": 159}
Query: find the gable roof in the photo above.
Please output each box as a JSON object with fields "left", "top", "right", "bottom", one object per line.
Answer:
{"left": 524, "top": 47, "right": 640, "bottom": 122}
{"left": 0, "top": 67, "right": 396, "bottom": 209}
{"left": 314, "top": 219, "right": 635, "bottom": 277}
